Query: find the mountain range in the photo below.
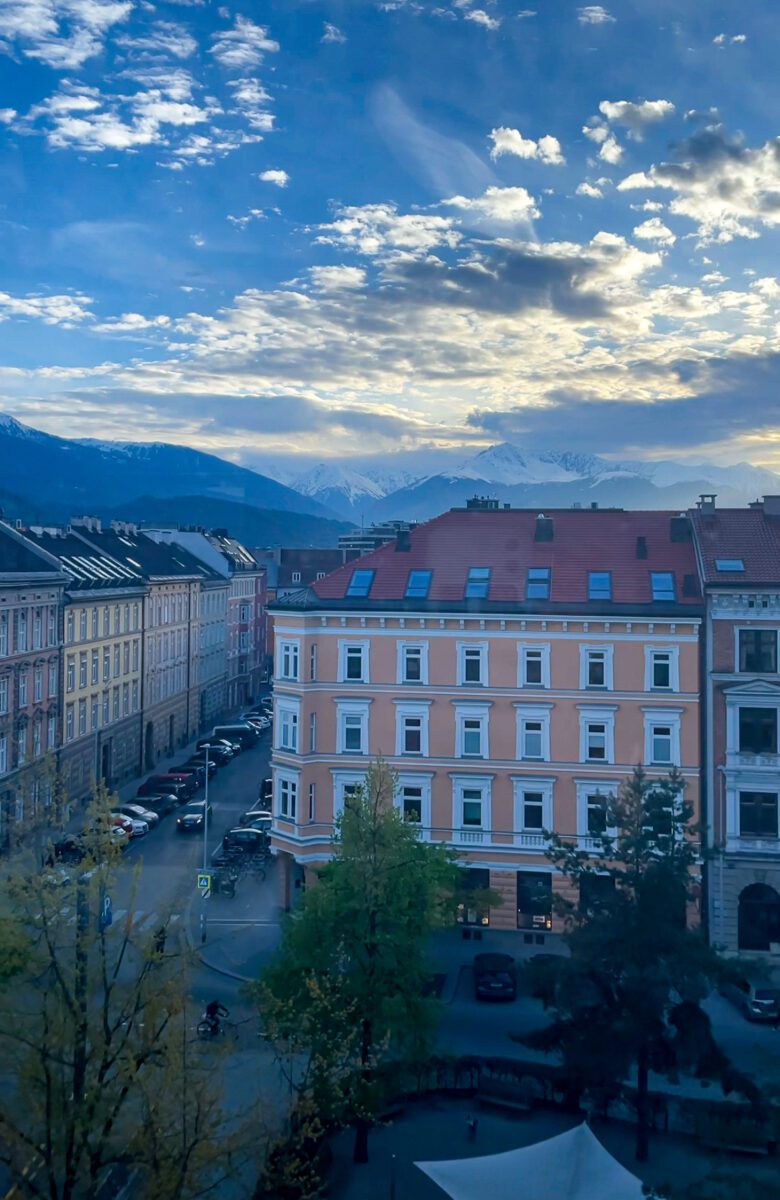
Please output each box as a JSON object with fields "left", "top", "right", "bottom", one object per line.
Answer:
{"left": 1, "top": 415, "right": 779, "bottom": 544}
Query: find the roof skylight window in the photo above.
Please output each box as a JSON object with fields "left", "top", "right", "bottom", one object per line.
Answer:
{"left": 526, "top": 567, "right": 551, "bottom": 600}
{"left": 405, "top": 569, "right": 432, "bottom": 599}
{"left": 346, "top": 569, "right": 375, "bottom": 598}
{"left": 715, "top": 558, "right": 745, "bottom": 572}
{"left": 651, "top": 571, "right": 676, "bottom": 601}
{"left": 464, "top": 567, "right": 491, "bottom": 599}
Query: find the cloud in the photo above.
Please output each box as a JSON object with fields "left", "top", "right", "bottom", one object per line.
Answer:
{"left": 713, "top": 33, "right": 746, "bottom": 46}
{"left": 633, "top": 217, "right": 676, "bottom": 245}
{"left": 227, "top": 209, "right": 266, "bottom": 228}
{"left": 0, "top": 108, "right": 17, "bottom": 123}
{"left": 316, "top": 201, "right": 461, "bottom": 255}
{"left": 577, "top": 6, "right": 614, "bottom": 25}
{"left": 92, "top": 312, "right": 172, "bottom": 334}
{"left": 0, "top": 0, "right": 132, "bottom": 69}
{"left": 617, "top": 125, "right": 780, "bottom": 244}
{"left": 321, "top": 21, "right": 346, "bottom": 43}
{"left": 489, "top": 126, "right": 565, "bottom": 165}
{"left": 0, "top": 289, "right": 93, "bottom": 325}
{"left": 598, "top": 99, "right": 675, "bottom": 139}
{"left": 516, "top": 9, "right": 536, "bottom": 17}
{"left": 259, "top": 168, "right": 289, "bottom": 187}
{"left": 114, "top": 21, "right": 198, "bottom": 60}
{"left": 583, "top": 118, "right": 622, "bottom": 163}
{"left": 576, "top": 181, "right": 603, "bottom": 198}
{"left": 209, "top": 16, "right": 279, "bottom": 70}
{"left": 464, "top": 9, "right": 500, "bottom": 30}
{"left": 309, "top": 266, "right": 367, "bottom": 291}
{"left": 228, "top": 77, "right": 275, "bottom": 132}
{"left": 443, "top": 185, "right": 540, "bottom": 227}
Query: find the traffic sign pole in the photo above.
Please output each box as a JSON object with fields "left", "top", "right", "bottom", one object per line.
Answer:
{"left": 200, "top": 746, "right": 210, "bottom": 944}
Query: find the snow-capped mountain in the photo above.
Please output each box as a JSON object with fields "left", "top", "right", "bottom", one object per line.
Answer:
{"left": 288, "top": 461, "right": 422, "bottom": 519}
{"left": 446, "top": 444, "right": 612, "bottom": 487}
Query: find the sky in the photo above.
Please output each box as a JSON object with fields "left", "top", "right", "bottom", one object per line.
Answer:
{"left": 1, "top": 0, "right": 780, "bottom": 474}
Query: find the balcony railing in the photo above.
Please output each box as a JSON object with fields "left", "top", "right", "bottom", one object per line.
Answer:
{"left": 729, "top": 752, "right": 780, "bottom": 769}
{"left": 514, "top": 832, "right": 548, "bottom": 851}
{"left": 725, "top": 835, "right": 780, "bottom": 856}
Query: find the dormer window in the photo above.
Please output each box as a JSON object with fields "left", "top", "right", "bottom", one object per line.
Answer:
{"left": 588, "top": 571, "right": 611, "bottom": 601}
{"left": 465, "top": 568, "right": 491, "bottom": 599}
{"left": 650, "top": 572, "right": 676, "bottom": 601}
{"left": 526, "top": 567, "right": 551, "bottom": 600}
{"left": 346, "top": 569, "right": 375, "bottom": 598}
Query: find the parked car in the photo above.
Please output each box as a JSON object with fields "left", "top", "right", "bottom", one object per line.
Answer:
{"left": 167, "top": 765, "right": 203, "bottom": 791}
{"left": 211, "top": 723, "right": 260, "bottom": 750}
{"left": 213, "top": 827, "right": 268, "bottom": 863}
{"left": 195, "top": 739, "right": 233, "bottom": 764}
{"left": 720, "top": 976, "right": 780, "bottom": 1022}
{"left": 239, "top": 808, "right": 272, "bottom": 830}
{"left": 184, "top": 754, "right": 218, "bottom": 779}
{"left": 138, "top": 775, "right": 191, "bottom": 802}
{"left": 137, "top": 792, "right": 178, "bottom": 817}
{"left": 112, "top": 812, "right": 148, "bottom": 838}
{"left": 115, "top": 802, "right": 159, "bottom": 828}
{"left": 473, "top": 953, "right": 517, "bottom": 1001}
{"left": 52, "top": 834, "right": 87, "bottom": 864}
{"left": 176, "top": 800, "right": 213, "bottom": 832}
{"left": 258, "top": 777, "right": 273, "bottom": 804}
{"left": 241, "top": 713, "right": 269, "bottom": 730}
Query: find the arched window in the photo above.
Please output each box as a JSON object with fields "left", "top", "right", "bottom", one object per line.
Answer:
{"left": 738, "top": 883, "right": 780, "bottom": 952}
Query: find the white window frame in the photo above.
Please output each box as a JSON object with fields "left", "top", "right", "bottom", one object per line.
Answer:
{"left": 277, "top": 638, "right": 301, "bottom": 682}
{"left": 450, "top": 773, "right": 493, "bottom": 846}
{"left": 579, "top": 644, "right": 614, "bottom": 691}
{"left": 514, "top": 702, "right": 553, "bottom": 762}
{"left": 575, "top": 779, "right": 617, "bottom": 844}
{"left": 0, "top": 676, "right": 7, "bottom": 715}
{"left": 394, "top": 699, "right": 432, "bottom": 757}
{"left": 454, "top": 702, "right": 491, "bottom": 759}
{"left": 275, "top": 767, "right": 300, "bottom": 822}
{"left": 578, "top": 705, "right": 617, "bottom": 764}
{"left": 644, "top": 645, "right": 679, "bottom": 693}
{"left": 309, "top": 710, "right": 317, "bottom": 752}
{"left": 457, "top": 641, "right": 488, "bottom": 687}
{"left": 394, "top": 772, "right": 433, "bottom": 838}
{"left": 338, "top": 639, "right": 370, "bottom": 684}
{"left": 276, "top": 698, "right": 301, "bottom": 753}
{"left": 642, "top": 707, "right": 682, "bottom": 766}
{"left": 336, "top": 698, "right": 371, "bottom": 755}
{"left": 331, "top": 769, "right": 367, "bottom": 821}
{"left": 397, "top": 640, "right": 429, "bottom": 686}
{"left": 511, "top": 775, "right": 555, "bottom": 848}
{"left": 517, "top": 642, "right": 551, "bottom": 689}
{"left": 0, "top": 734, "right": 6, "bottom": 775}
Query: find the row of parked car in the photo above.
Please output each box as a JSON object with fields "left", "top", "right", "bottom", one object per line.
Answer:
{"left": 53, "top": 700, "right": 274, "bottom": 861}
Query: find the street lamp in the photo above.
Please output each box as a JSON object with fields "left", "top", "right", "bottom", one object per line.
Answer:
{"left": 200, "top": 745, "right": 210, "bottom": 944}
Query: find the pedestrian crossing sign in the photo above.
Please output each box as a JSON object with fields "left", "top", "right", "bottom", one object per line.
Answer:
{"left": 197, "top": 873, "right": 211, "bottom": 892}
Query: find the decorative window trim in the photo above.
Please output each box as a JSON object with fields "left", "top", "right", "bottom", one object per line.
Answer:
{"left": 275, "top": 766, "right": 301, "bottom": 822}
{"left": 643, "top": 645, "right": 680, "bottom": 692}
{"left": 335, "top": 698, "right": 372, "bottom": 754}
{"left": 517, "top": 642, "right": 551, "bottom": 689}
{"left": 577, "top": 704, "right": 617, "bottom": 764}
{"left": 456, "top": 641, "right": 489, "bottom": 687}
{"left": 579, "top": 643, "right": 614, "bottom": 691}
{"left": 393, "top": 699, "right": 432, "bottom": 756}
{"left": 513, "top": 702, "right": 553, "bottom": 762}
{"left": 394, "top": 772, "right": 434, "bottom": 838}
{"left": 337, "top": 639, "right": 370, "bottom": 684}
{"left": 511, "top": 775, "right": 555, "bottom": 845}
{"left": 277, "top": 638, "right": 301, "bottom": 682}
{"left": 276, "top": 697, "right": 301, "bottom": 753}
{"left": 331, "top": 769, "right": 368, "bottom": 821}
{"left": 575, "top": 779, "right": 617, "bottom": 841}
{"left": 453, "top": 702, "right": 491, "bottom": 759}
{"left": 396, "top": 640, "right": 429, "bottom": 686}
{"left": 734, "top": 626, "right": 779, "bottom": 674}
{"left": 450, "top": 773, "right": 493, "bottom": 845}
{"left": 641, "top": 706, "right": 683, "bottom": 767}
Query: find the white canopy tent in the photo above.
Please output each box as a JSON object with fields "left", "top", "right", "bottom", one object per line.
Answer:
{"left": 415, "top": 1122, "right": 644, "bottom": 1200}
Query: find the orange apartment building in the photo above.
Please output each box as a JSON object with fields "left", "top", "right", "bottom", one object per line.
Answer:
{"left": 268, "top": 504, "right": 704, "bottom": 929}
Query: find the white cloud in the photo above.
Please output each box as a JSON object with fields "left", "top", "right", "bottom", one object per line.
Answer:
{"left": 210, "top": 16, "right": 279, "bottom": 70}
{"left": 713, "top": 33, "right": 746, "bottom": 46}
{"left": 309, "top": 266, "right": 367, "bottom": 291}
{"left": 227, "top": 209, "right": 266, "bottom": 228}
{"left": 576, "top": 181, "right": 603, "bottom": 198}
{"left": 228, "top": 77, "right": 275, "bottom": 132}
{"left": 115, "top": 21, "right": 198, "bottom": 60}
{"left": 259, "top": 168, "right": 289, "bottom": 187}
{"left": 0, "top": 108, "right": 17, "bottom": 123}
{"left": 444, "top": 185, "right": 540, "bottom": 225}
{"left": 0, "top": 0, "right": 132, "bottom": 69}
{"left": 316, "top": 202, "right": 461, "bottom": 255}
{"left": 489, "top": 126, "right": 565, "bottom": 165}
{"left": 633, "top": 217, "right": 676, "bottom": 245}
{"left": 577, "top": 6, "right": 614, "bottom": 24}
{"left": 516, "top": 9, "right": 536, "bottom": 17}
{"left": 598, "top": 134, "right": 622, "bottom": 163}
{"left": 464, "top": 9, "right": 500, "bottom": 29}
{"left": 190, "top": 233, "right": 205, "bottom": 247}
{"left": 93, "top": 312, "right": 172, "bottom": 333}
{"left": 0, "top": 289, "right": 93, "bottom": 325}
{"left": 321, "top": 22, "right": 346, "bottom": 43}
{"left": 598, "top": 99, "right": 675, "bottom": 139}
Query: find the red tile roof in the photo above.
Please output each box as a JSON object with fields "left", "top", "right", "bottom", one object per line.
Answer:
{"left": 309, "top": 508, "right": 701, "bottom": 608}
{"left": 691, "top": 507, "right": 780, "bottom": 585}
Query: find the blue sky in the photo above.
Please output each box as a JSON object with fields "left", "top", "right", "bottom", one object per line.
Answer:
{"left": 1, "top": 0, "right": 780, "bottom": 471}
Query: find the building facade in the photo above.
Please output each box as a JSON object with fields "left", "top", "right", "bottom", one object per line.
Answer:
{"left": 269, "top": 507, "right": 703, "bottom": 921}
{"left": 23, "top": 523, "right": 145, "bottom": 799}
{"left": 0, "top": 521, "right": 65, "bottom": 843}
{"left": 692, "top": 495, "right": 780, "bottom": 957}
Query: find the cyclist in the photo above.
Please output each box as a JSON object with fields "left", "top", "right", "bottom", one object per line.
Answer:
{"left": 204, "top": 999, "right": 229, "bottom": 1036}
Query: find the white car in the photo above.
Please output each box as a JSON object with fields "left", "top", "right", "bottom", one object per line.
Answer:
{"left": 116, "top": 802, "right": 159, "bottom": 828}
{"left": 111, "top": 812, "right": 148, "bottom": 838}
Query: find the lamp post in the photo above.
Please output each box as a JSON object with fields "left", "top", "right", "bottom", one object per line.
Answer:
{"left": 200, "top": 746, "right": 210, "bottom": 944}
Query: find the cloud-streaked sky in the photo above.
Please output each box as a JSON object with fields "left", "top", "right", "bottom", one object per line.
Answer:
{"left": 2, "top": 0, "right": 780, "bottom": 469}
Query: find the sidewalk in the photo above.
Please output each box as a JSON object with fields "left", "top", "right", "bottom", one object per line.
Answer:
{"left": 187, "top": 857, "right": 283, "bottom": 982}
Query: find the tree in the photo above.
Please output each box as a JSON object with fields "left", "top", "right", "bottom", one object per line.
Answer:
{"left": 256, "top": 760, "right": 459, "bottom": 1168}
{"left": 520, "top": 766, "right": 759, "bottom": 1163}
{"left": 0, "top": 783, "right": 253, "bottom": 1199}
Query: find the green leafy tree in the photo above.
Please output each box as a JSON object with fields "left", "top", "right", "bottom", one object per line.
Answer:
{"left": 0, "top": 783, "right": 254, "bottom": 1199}
{"left": 520, "top": 766, "right": 759, "bottom": 1163}
{"left": 256, "top": 760, "right": 459, "bottom": 1167}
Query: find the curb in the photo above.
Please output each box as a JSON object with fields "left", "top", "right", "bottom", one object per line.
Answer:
{"left": 183, "top": 889, "right": 259, "bottom": 984}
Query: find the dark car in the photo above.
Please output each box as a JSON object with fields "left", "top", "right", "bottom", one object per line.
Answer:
{"left": 473, "top": 953, "right": 517, "bottom": 1001}
{"left": 176, "top": 800, "right": 213, "bottom": 832}
{"left": 195, "top": 740, "right": 233, "bottom": 765}
{"left": 138, "top": 775, "right": 190, "bottom": 802}
{"left": 720, "top": 976, "right": 780, "bottom": 1022}
{"left": 258, "top": 777, "right": 273, "bottom": 804}
{"left": 239, "top": 808, "right": 272, "bottom": 830}
{"left": 52, "top": 834, "right": 87, "bottom": 864}
{"left": 137, "top": 792, "right": 178, "bottom": 816}
{"left": 168, "top": 765, "right": 203, "bottom": 790}
{"left": 220, "top": 827, "right": 268, "bottom": 855}
{"left": 184, "top": 754, "right": 218, "bottom": 779}
{"left": 212, "top": 723, "right": 260, "bottom": 750}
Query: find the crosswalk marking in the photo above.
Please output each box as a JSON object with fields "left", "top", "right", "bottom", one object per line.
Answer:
{"left": 60, "top": 908, "right": 181, "bottom": 930}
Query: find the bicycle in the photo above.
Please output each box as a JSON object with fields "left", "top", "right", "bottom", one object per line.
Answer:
{"left": 196, "top": 1017, "right": 238, "bottom": 1042}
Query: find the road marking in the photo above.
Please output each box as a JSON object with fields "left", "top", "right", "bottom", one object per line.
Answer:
{"left": 139, "top": 913, "right": 160, "bottom": 932}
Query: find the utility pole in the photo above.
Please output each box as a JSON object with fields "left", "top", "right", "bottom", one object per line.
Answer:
{"left": 200, "top": 745, "right": 209, "bottom": 944}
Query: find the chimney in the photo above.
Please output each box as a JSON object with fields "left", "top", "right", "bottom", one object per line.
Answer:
{"left": 670, "top": 515, "right": 692, "bottom": 542}
{"left": 636, "top": 536, "right": 648, "bottom": 559}
{"left": 762, "top": 495, "right": 780, "bottom": 516}
{"left": 395, "top": 528, "right": 411, "bottom": 552}
{"left": 696, "top": 494, "right": 716, "bottom": 513}
{"left": 534, "top": 514, "right": 554, "bottom": 542}
{"left": 71, "top": 515, "right": 102, "bottom": 533}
